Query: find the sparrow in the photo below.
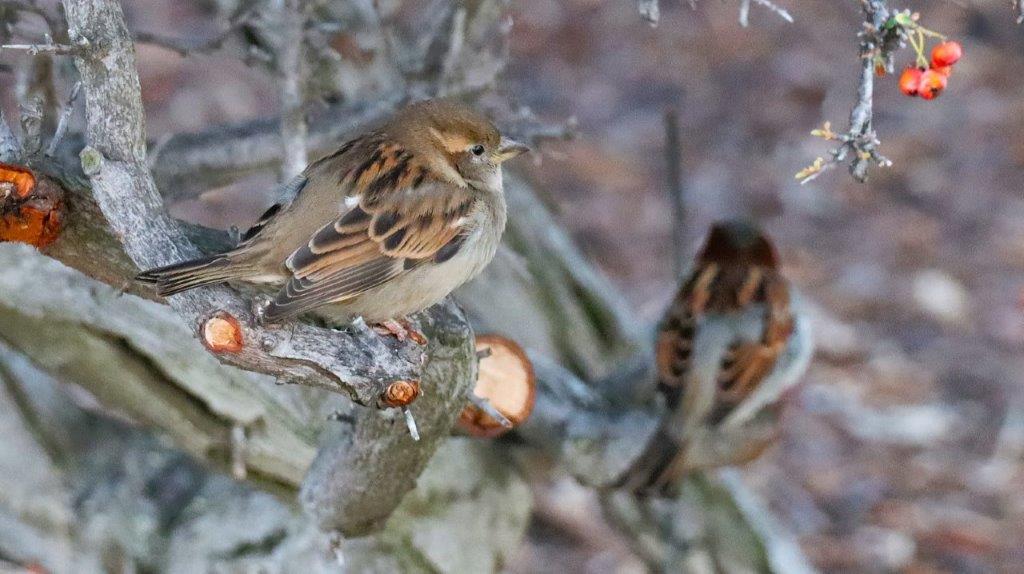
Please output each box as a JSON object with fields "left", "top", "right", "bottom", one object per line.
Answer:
{"left": 622, "top": 220, "right": 813, "bottom": 496}
{"left": 137, "top": 99, "right": 529, "bottom": 337}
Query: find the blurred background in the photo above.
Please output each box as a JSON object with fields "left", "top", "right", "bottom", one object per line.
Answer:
{"left": 5, "top": 0, "right": 1024, "bottom": 571}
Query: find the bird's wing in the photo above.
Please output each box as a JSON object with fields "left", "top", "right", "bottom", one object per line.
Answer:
{"left": 707, "top": 272, "right": 794, "bottom": 425}
{"left": 655, "top": 263, "right": 718, "bottom": 409}
{"left": 262, "top": 139, "right": 476, "bottom": 322}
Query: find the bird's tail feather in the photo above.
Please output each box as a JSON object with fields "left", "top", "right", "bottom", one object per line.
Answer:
{"left": 136, "top": 255, "right": 245, "bottom": 296}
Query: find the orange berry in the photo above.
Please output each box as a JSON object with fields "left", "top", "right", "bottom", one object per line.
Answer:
{"left": 931, "top": 41, "right": 962, "bottom": 67}
{"left": 918, "top": 69, "right": 948, "bottom": 100}
{"left": 931, "top": 64, "right": 953, "bottom": 77}
{"left": 898, "top": 67, "right": 924, "bottom": 97}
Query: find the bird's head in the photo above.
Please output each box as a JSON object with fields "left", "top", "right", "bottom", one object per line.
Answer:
{"left": 698, "top": 220, "right": 778, "bottom": 269}
{"left": 392, "top": 99, "right": 529, "bottom": 191}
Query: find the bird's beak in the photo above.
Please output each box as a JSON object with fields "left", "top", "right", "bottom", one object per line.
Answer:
{"left": 495, "top": 136, "right": 530, "bottom": 163}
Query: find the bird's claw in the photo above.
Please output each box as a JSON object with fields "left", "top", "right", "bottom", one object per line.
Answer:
{"left": 373, "top": 318, "right": 427, "bottom": 345}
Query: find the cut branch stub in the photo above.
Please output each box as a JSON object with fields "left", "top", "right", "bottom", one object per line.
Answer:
{"left": 0, "top": 164, "right": 36, "bottom": 198}
{"left": 379, "top": 379, "right": 421, "bottom": 408}
{"left": 0, "top": 165, "right": 63, "bottom": 248}
{"left": 201, "top": 311, "right": 244, "bottom": 353}
{"left": 459, "top": 334, "right": 536, "bottom": 437}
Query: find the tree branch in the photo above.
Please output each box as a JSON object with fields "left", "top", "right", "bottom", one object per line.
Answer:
{"left": 276, "top": 0, "right": 308, "bottom": 180}
{"left": 797, "top": 0, "right": 894, "bottom": 184}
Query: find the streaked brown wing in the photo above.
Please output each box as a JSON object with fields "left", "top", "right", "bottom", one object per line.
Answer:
{"left": 707, "top": 272, "right": 793, "bottom": 424}
{"left": 263, "top": 140, "right": 476, "bottom": 322}
{"left": 655, "top": 264, "right": 717, "bottom": 408}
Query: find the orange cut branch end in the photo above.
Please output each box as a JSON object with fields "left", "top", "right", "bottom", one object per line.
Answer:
{"left": 458, "top": 334, "right": 536, "bottom": 438}
{"left": 0, "top": 163, "right": 36, "bottom": 198}
{"left": 380, "top": 379, "right": 422, "bottom": 408}
{"left": 0, "top": 167, "right": 63, "bottom": 249}
{"left": 201, "top": 312, "right": 244, "bottom": 353}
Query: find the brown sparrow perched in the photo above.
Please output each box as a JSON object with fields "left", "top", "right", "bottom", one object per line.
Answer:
{"left": 623, "top": 221, "right": 812, "bottom": 496}
{"left": 138, "top": 100, "right": 528, "bottom": 335}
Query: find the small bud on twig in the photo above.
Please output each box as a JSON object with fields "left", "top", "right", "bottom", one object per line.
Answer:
{"left": 458, "top": 334, "right": 536, "bottom": 438}
{"left": 201, "top": 312, "right": 244, "bottom": 353}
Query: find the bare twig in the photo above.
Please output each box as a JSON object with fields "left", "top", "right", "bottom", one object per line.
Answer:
{"left": 132, "top": 3, "right": 258, "bottom": 57}
{"left": 277, "top": 0, "right": 308, "bottom": 180}
{"left": 469, "top": 393, "right": 514, "bottom": 429}
{"left": 403, "top": 407, "right": 420, "bottom": 441}
{"left": 663, "top": 108, "right": 686, "bottom": 277}
{"left": 0, "top": 42, "right": 79, "bottom": 55}
{"left": 230, "top": 423, "right": 248, "bottom": 480}
{"left": 439, "top": 7, "right": 467, "bottom": 87}
{"left": 739, "top": 0, "right": 793, "bottom": 27}
{"left": 44, "top": 80, "right": 80, "bottom": 157}
{"left": 797, "top": 0, "right": 894, "bottom": 184}
{"left": 133, "top": 30, "right": 228, "bottom": 57}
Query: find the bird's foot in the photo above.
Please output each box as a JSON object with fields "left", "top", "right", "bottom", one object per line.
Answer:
{"left": 372, "top": 318, "right": 427, "bottom": 345}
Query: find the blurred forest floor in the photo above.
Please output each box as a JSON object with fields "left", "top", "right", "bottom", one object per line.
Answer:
{"left": 26, "top": 0, "right": 1024, "bottom": 571}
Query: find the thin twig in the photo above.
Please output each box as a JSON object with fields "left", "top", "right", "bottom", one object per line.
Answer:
{"left": 230, "top": 423, "right": 248, "bottom": 479}
{"left": 740, "top": 0, "right": 793, "bottom": 27}
{"left": 797, "top": 0, "right": 894, "bottom": 184}
{"left": 402, "top": 407, "right": 420, "bottom": 441}
{"left": 0, "top": 42, "right": 79, "bottom": 55}
{"left": 469, "top": 394, "right": 513, "bottom": 429}
{"left": 133, "top": 30, "right": 225, "bottom": 57}
{"left": 438, "top": 6, "right": 466, "bottom": 90}
{"left": 663, "top": 108, "right": 686, "bottom": 277}
{"left": 277, "top": 0, "right": 308, "bottom": 180}
{"left": 45, "top": 80, "right": 80, "bottom": 157}
{"left": 132, "top": 5, "right": 258, "bottom": 57}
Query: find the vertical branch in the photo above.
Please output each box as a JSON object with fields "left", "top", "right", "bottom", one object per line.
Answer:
{"left": 278, "top": 0, "right": 308, "bottom": 180}
{"left": 45, "top": 80, "right": 80, "bottom": 157}
{"left": 847, "top": 51, "right": 876, "bottom": 181}
{"left": 663, "top": 108, "right": 686, "bottom": 277}
{"left": 796, "top": 0, "right": 892, "bottom": 184}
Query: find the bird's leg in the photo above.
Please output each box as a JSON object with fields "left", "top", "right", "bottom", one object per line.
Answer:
{"left": 372, "top": 317, "right": 427, "bottom": 345}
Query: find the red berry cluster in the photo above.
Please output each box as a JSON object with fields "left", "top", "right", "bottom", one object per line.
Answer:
{"left": 899, "top": 41, "right": 962, "bottom": 100}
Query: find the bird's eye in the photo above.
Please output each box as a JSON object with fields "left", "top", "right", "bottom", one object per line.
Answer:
{"left": 470, "top": 144, "right": 485, "bottom": 157}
